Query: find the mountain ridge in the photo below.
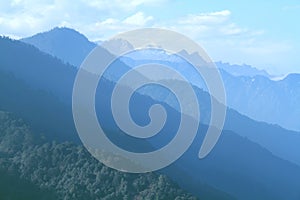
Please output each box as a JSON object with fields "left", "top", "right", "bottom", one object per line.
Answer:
{"left": 21, "top": 27, "right": 97, "bottom": 67}
{"left": 2, "top": 34, "right": 300, "bottom": 199}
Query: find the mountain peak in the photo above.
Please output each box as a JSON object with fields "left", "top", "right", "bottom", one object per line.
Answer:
{"left": 20, "top": 27, "right": 97, "bottom": 67}
{"left": 216, "top": 61, "right": 271, "bottom": 78}
{"left": 282, "top": 73, "right": 300, "bottom": 84}
{"left": 48, "top": 27, "right": 86, "bottom": 37}
{"left": 23, "top": 27, "right": 90, "bottom": 43}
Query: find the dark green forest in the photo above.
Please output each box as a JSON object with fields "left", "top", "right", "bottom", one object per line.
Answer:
{"left": 0, "top": 111, "right": 198, "bottom": 200}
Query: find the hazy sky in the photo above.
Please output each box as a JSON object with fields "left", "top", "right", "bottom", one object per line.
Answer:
{"left": 0, "top": 0, "right": 299, "bottom": 75}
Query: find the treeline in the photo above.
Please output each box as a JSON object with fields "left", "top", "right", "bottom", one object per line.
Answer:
{"left": 0, "top": 111, "right": 197, "bottom": 200}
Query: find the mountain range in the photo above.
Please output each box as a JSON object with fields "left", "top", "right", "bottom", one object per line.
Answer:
{"left": 21, "top": 27, "right": 97, "bottom": 67}
{"left": 20, "top": 27, "right": 300, "bottom": 132}
{"left": 1, "top": 28, "right": 300, "bottom": 199}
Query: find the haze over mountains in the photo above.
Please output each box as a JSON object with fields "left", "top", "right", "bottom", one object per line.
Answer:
{"left": 21, "top": 27, "right": 300, "bottom": 131}
{"left": 1, "top": 27, "right": 300, "bottom": 199}
{"left": 215, "top": 61, "right": 272, "bottom": 78}
{"left": 21, "top": 27, "right": 97, "bottom": 67}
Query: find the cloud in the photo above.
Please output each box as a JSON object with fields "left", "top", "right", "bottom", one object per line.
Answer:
{"left": 0, "top": 0, "right": 162, "bottom": 38}
{"left": 157, "top": 10, "right": 293, "bottom": 75}
{"left": 85, "top": 0, "right": 166, "bottom": 12}
{"left": 0, "top": 3, "right": 266, "bottom": 41}
{"left": 171, "top": 10, "right": 255, "bottom": 39}
{"left": 79, "top": 9, "right": 291, "bottom": 75}
{"left": 178, "top": 10, "right": 231, "bottom": 25}
{"left": 0, "top": 2, "right": 295, "bottom": 74}
{"left": 79, "top": 12, "right": 154, "bottom": 41}
{"left": 123, "top": 12, "right": 153, "bottom": 26}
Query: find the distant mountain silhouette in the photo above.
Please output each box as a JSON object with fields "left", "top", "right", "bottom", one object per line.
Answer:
{"left": 2, "top": 35, "right": 300, "bottom": 199}
{"left": 120, "top": 48, "right": 300, "bottom": 131}
{"left": 3, "top": 35, "right": 300, "bottom": 163}
{"left": 21, "top": 27, "right": 97, "bottom": 67}
{"left": 220, "top": 69, "right": 300, "bottom": 131}
{"left": 94, "top": 77, "right": 300, "bottom": 199}
{"left": 215, "top": 61, "right": 272, "bottom": 78}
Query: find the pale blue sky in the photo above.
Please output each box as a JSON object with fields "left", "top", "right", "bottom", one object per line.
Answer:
{"left": 0, "top": 0, "right": 299, "bottom": 75}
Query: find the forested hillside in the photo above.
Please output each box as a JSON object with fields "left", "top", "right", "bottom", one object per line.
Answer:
{"left": 0, "top": 111, "right": 205, "bottom": 200}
